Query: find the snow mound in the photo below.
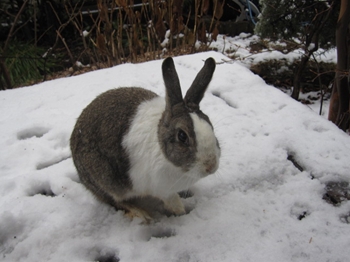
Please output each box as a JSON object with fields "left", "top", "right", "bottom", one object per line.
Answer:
{"left": 0, "top": 51, "right": 349, "bottom": 262}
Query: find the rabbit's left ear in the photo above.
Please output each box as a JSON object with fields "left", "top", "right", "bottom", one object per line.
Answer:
{"left": 162, "top": 57, "right": 184, "bottom": 110}
{"left": 184, "top": 58, "right": 216, "bottom": 105}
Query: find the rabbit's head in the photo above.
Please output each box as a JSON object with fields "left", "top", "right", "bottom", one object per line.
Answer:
{"left": 158, "top": 57, "right": 220, "bottom": 179}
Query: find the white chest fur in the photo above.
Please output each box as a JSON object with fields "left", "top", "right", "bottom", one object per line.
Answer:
{"left": 122, "top": 97, "right": 196, "bottom": 199}
{"left": 122, "top": 96, "right": 220, "bottom": 200}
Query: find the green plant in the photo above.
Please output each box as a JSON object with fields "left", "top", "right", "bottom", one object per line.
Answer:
{"left": 255, "top": 0, "right": 338, "bottom": 100}
{"left": 1, "top": 41, "right": 63, "bottom": 87}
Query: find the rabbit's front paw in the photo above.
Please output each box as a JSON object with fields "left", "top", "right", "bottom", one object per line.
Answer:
{"left": 163, "top": 193, "right": 186, "bottom": 216}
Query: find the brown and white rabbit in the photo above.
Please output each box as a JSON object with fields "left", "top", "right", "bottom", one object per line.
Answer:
{"left": 70, "top": 57, "right": 220, "bottom": 220}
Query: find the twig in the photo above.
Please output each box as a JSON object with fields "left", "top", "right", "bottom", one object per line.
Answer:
{"left": 56, "top": 30, "right": 74, "bottom": 65}
{"left": 309, "top": 69, "right": 336, "bottom": 82}
{"left": 311, "top": 53, "right": 325, "bottom": 115}
{"left": 3, "top": 0, "right": 29, "bottom": 53}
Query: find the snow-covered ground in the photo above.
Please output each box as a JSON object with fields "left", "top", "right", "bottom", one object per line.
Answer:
{"left": 210, "top": 33, "right": 337, "bottom": 66}
{"left": 1, "top": 35, "right": 349, "bottom": 262}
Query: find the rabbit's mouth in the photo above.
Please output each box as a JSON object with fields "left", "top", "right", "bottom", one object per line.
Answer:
{"left": 199, "top": 161, "right": 219, "bottom": 177}
{"left": 188, "top": 159, "right": 219, "bottom": 179}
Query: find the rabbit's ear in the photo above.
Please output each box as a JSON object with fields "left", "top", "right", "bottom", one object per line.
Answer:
{"left": 162, "top": 57, "right": 184, "bottom": 109}
{"left": 184, "top": 58, "right": 216, "bottom": 105}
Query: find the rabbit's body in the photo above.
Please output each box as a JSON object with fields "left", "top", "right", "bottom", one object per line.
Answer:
{"left": 70, "top": 57, "right": 220, "bottom": 220}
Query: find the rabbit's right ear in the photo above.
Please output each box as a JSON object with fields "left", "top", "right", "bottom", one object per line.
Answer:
{"left": 184, "top": 57, "right": 216, "bottom": 106}
{"left": 162, "top": 57, "right": 184, "bottom": 110}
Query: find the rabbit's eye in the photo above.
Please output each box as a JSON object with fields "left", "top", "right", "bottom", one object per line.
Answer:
{"left": 177, "top": 129, "right": 188, "bottom": 144}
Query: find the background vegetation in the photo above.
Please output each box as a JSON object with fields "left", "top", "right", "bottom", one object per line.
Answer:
{"left": 1, "top": 0, "right": 237, "bottom": 89}
{"left": 0, "top": 0, "right": 349, "bottom": 131}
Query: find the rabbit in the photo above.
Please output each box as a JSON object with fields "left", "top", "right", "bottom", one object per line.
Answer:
{"left": 70, "top": 57, "right": 220, "bottom": 221}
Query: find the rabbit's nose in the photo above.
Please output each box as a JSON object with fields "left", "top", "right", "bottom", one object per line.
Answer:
{"left": 204, "top": 158, "right": 218, "bottom": 174}
{"left": 206, "top": 165, "right": 216, "bottom": 174}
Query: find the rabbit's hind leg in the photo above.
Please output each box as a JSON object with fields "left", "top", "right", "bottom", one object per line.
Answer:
{"left": 113, "top": 198, "right": 152, "bottom": 222}
{"left": 117, "top": 194, "right": 186, "bottom": 222}
{"left": 123, "top": 205, "right": 153, "bottom": 223}
{"left": 73, "top": 150, "right": 132, "bottom": 207}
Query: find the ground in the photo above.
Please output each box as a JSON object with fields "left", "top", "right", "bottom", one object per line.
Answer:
{"left": 0, "top": 37, "right": 349, "bottom": 262}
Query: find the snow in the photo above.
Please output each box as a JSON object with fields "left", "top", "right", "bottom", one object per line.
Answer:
{"left": 210, "top": 33, "right": 337, "bottom": 66}
{"left": 82, "top": 30, "right": 89, "bottom": 37}
{"left": 1, "top": 35, "right": 349, "bottom": 262}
